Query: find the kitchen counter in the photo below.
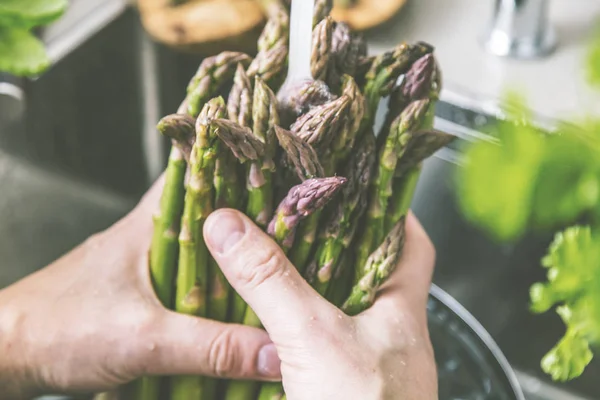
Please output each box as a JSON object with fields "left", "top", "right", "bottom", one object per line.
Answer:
{"left": 365, "top": 0, "right": 600, "bottom": 121}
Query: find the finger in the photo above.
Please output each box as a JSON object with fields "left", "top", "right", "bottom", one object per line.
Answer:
{"left": 203, "top": 209, "right": 335, "bottom": 339}
{"left": 367, "top": 212, "right": 435, "bottom": 320}
{"left": 139, "top": 311, "right": 281, "bottom": 381}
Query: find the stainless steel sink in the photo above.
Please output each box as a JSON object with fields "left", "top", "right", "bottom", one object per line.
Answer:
{"left": 1, "top": 2, "right": 598, "bottom": 400}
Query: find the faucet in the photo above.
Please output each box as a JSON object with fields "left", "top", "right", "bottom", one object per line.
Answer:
{"left": 482, "top": 0, "right": 556, "bottom": 59}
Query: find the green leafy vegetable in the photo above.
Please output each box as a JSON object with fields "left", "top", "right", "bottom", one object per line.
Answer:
{"left": 0, "top": 0, "right": 67, "bottom": 29}
{"left": 0, "top": 27, "right": 50, "bottom": 76}
{"left": 585, "top": 22, "right": 600, "bottom": 88}
{"left": 457, "top": 92, "right": 600, "bottom": 381}
{"left": 530, "top": 226, "right": 600, "bottom": 381}
{"left": 456, "top": 118, "right": 544, "bottom": 241}
{"left": 457, "top": 95, "right": 600, "bottom": 242}
{"left": 0, "top": 0, "right": 67, "bottom": 76}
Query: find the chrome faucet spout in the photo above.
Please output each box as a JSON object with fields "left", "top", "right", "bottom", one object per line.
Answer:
{"left": 482, "top": 0, "right": 556, "bottom": 59}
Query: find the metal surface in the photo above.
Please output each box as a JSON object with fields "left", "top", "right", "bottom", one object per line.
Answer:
{"left": 429, "top": 284, "right": 524, "bottom": 399}
{"left": 482, "top": 0, "right": 556, "bottom": 59}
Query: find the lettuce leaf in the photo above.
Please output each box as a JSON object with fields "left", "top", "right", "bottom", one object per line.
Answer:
{"left": 530, "top": 226, "right": 600, "bottom": 381}
{"left": 0, "top": 27, "right": 50, "bottom": 76}
{"left": 0, "top": 0, "right": 67, "bottom": 29}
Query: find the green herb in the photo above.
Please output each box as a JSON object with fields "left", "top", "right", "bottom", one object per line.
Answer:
{"left": 456, "top": 92, "right": 600, "bottom": 380}
{"left": 0, "top": 0, "right": 67, "bottom": 76}
{"left": 530, "top": 226, "right": 599, "bottom": 381}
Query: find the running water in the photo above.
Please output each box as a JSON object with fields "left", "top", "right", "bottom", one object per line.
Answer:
{"left": 278, "top": 0, "right": 315, "bottom": 97}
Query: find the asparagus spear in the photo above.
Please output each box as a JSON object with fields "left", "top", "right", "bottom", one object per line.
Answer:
{"left": 311, "top": 16, "right": 334, "bottom": 82}
{"left": 385, "top": 165, "right": 421, "bottom": 234}
{"left": 257, "top": 4, "right": 290, "bottom": 53}
{"left": 332, "top": 75, "right": 365, "bottom": 166}
{"left": 343, "top": 217, "right": 407, "bottom": 316}
{"left": 362, "top": 42, "right": 433, "bottom": 124}
{"left": 215, "top": 116, "right": 271, "bottom": 400}
{"left": 242, "top": 77, "right": 279, "bottom": 228}
{"left": 313, "top": 0, "right": 333, "bottom": 26}
{"left": 354, "top": 99, "right": 430, "bottom": 283}
{"left": 125, "top": 104, "right": 198, "bottom": 400}
{"left": 383, "top": 56, "right": 447, "bottom": 232}
{"left": 268, "top": 177, "right": 347, "bottom": 251}
{"left": 327, "top": 22, "right": 365, "bottom": 90}
{"left": 228, "top": 63, "right": 254, "bottom": 128}
{"left": 275, "top": 125, "right": 325, "bottom": 181}
{"left": 171, "top": 98, "right": 226, "bottom": 400}
{"left": 237, "top": 77, "right": 280, "bottom": 336}
{"left": 307, "top": 132, "right": 376, "bottom": 295}
{"left": 290, "top": 95, "right": 350, "bottom": 153}
{"left": 224, "top": 63, "right": 255, "bottom": 326}
{"left": 247, "top": 40, "right": 289, "bottom": 90}
{"left": 186, "top": 52, "right": 252, "bottom": 117}
{"left": 288, "top": 96, "right": 350, "bottom": 270}
{"left": 381, "top": 53, "right": 437, "bottom": 143}
{"left": 150, "top": 114, "right": 196, "bottom": 307}
{"left": 157, "top": 113, "right": 196, "bottom": 163}
{"left": 277, "top": 79, "right": 335, "bottom": 125}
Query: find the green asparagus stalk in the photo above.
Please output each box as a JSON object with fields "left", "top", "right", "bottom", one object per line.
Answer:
{"left": 234, "top": 77, "right": 281, "bottom": 381}
{"left": 354, "top": 99, "right": 430, "bottom": 283}
{"left": 258, "top": 383, "right": 286, "bottom": 400}
{"left": 171, "top": 98, "right": 226, "bottom": 400}
{"left": 327, "top": 251, "right": 353, "bottom": 307}
{"left": 313, "top": 0, "right": 333, "bottom": 27}
{"left": 362, "top": 42, "right": 433, "bottom": 124}
{"left": 209, "top": 114, "right": 268, "bottom": 326}
{"left": 277, "top": 79, "right": 335, "bottom": 126}
{"left": 307, "top": 132, "right": 376, "bottom": 295}
{"left": 247, "top": 40, "right": 289, "bottom": 90}
{"left": 150, "top": 114, "right": 196, "bottom": 307}
{"left": 268, "top": 177, "right": 347, "bottom": 251}
{"left": 257, "top": 4, "right": 290, "bottom": 53}
{"left": 225, "top": 63, "right": 254, "bottom": 325}
{"left": 385, "top": 165, "right": 421, "bottom": 234}
{"left": 213, "top": 118, "right": 269, "bottom": 400}
{"left": 327, "top": 22, "right": 365, "bottom": 90}
{"left": 288, "top": 96, "right": 350, "bottom": 269}
{"left": 275, "top": 125, "right": 325, "bottom": 181}
{"left": 343, "top": 217, "right": 407, "bottom": 316}
{"left": 332, "top": 75, "right": 365, "bottom": 166}
{"left": 311, "top": 16, "right": 334, "bottom": 82}
{"left": 228, "top": 63, "right": 254, "bottom": 128}
{"left": 380, "top": 53, "right": 437, "bottom": 146}
{"left": 186, "top": 52, "right": 252, "bottom": 117}
{"left": 124, "top": 104, "right": 198, "bottom": 400}
{"left": 290, "top": 95, "right": 350, "bottom": 155}
{"left": 245, "top": 77, "right": 279, "bottom": 228}
{"left": 203, "top": 100, "right": 234, "bottom": 400}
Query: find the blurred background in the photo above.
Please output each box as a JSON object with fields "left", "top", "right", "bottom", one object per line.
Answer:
{"left": 1, "top": 1, "right": 599, "bottom": 399}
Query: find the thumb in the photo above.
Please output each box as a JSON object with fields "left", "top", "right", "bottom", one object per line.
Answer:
{"left": 203, "top": 209, "right": 336, "bottom": 340}
{"left": 138, "top": 310, "right": 282, "bottom": 380}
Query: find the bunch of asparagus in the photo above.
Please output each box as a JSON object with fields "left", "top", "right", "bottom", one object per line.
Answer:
{"left": 127, "top": 1, "right": 454, "bottom": 399}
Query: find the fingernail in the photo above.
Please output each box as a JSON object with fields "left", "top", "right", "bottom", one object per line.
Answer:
{"left": 257, "top": 343, "right": 281, "bottom": 378}
{"left": 206, "top": 210, "right": 246, "bottom": 254}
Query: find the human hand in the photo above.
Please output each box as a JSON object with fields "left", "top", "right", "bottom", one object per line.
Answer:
{"left": 204, "top": 209, "right": 438, "bottom": 400}
{"left": 0, "top": 178, "right": 281, "bottom": 400}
